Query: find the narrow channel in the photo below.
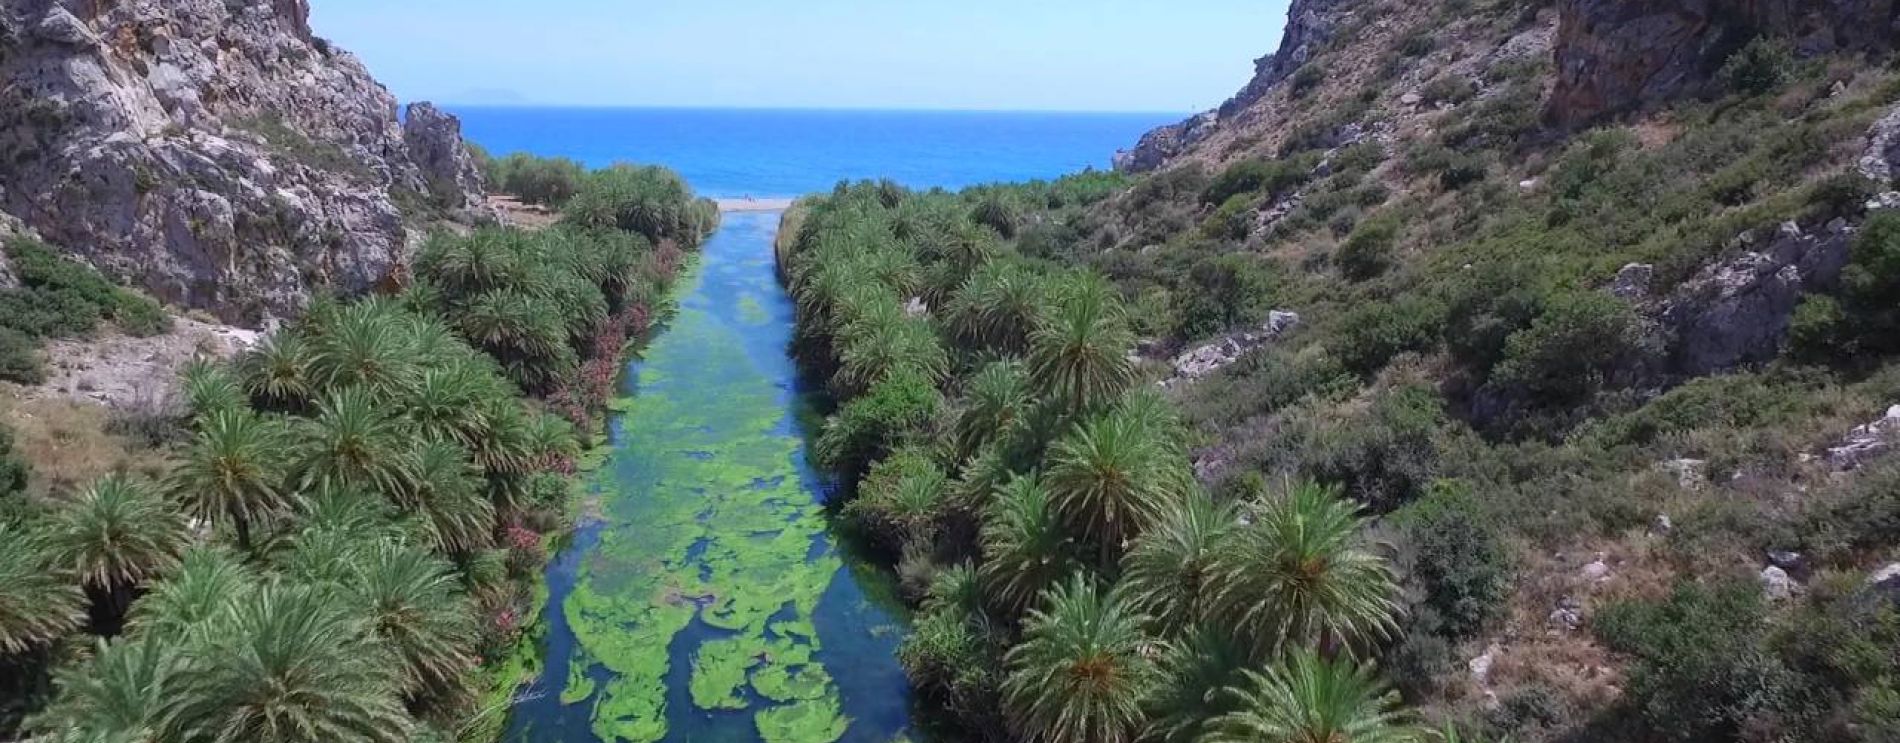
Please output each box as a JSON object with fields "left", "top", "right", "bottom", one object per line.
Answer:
{"left": 504, "top": 211, "right": 913, "bottom": 743}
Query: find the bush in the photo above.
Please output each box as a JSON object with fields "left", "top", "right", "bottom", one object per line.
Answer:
{"left": 1492, "top": 291, "right": 1638, "bottom": 405}
{"left": 815, "top": 369, "right": 943, "bottom": 480}
{"left": 1391, "top": 480, "right": 1511, "bottom": 638}
{"left": 0, "top": 327, "right": 45, "bottom": 385}
{"left": 1289, "top": 64, "right": 1325, "bottom": 97}
{"left": 1787, "top": 294, "right": 1850, "bottom": 361}
{"left": 1420, "top": 74, "right": 1477, "bottom": 106}
{"left": 489, "top": 153, "right": 586, "bottom": 206}
{"left": 1202, "top": 157, "right": 1313, "bottom": 207}
{"left": 1336, "top": 214, "right": 1399, "bottom": 280}
{"left": 1595, "top": 580, "right": 1808, "bottom": 741}
{"left": 2, "top": 239, "right": 169, "bottom": 339}
{"left": 1332, "top": 296, "right": 1448, "bottom": 375}
{"left": 1720, "top": 37, "right": 1795, "bottom": 96}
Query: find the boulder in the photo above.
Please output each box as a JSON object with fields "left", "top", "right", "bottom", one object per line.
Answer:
{"left": 1760, "top": 565, "right": 1796, "bottom": 601}
{"left": 1658, "top": 221, "right": 1852, "bottom": 376}
{"left": 1610, "top": 262, "right": 1654, "bottom": 299}
{"left": 1864, "top": 103, "right": 1900, "bottom": 185}
{"left": 1827, "top": 404, "right": 1900, "bottom": 470}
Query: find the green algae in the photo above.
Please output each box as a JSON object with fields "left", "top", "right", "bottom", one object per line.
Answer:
{"left": 755, "top": 695, "right": 849, "bottom": 743}
{"left": 560, "top": 658, "right": 597, "bottom": 705}
{"left": 557, "top": 257, "right": 850, "bottom": 743}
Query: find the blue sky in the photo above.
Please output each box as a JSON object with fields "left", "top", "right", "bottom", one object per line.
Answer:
{"left": 307, "top": 1, "right": 1286, "bottom": 112}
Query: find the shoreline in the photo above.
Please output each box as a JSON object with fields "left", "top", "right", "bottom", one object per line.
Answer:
{"left": 715, "top": 197, "right": 796, "bottom": 213}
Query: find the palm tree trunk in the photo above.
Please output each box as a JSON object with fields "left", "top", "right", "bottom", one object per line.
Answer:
{"left": 231, "top": 507, "right": 253, "bottom": 552}
{"left": 83, "top": 581, "right": 133, "bottom": 637}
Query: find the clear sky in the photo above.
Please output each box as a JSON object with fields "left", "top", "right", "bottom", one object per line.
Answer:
{"left": 307, "top": 1, "right": 1287, "bottom": 113}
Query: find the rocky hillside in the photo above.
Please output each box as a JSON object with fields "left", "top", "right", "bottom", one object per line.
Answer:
{"left": 0, "top": 0, "right": 491, "bottom": 325}
{"left": 1066, "top": 0, "right": 1900, "bottom": 739}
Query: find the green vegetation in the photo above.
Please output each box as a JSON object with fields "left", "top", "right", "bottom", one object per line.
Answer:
{"left": 482, "top": 152, "right": 587, "bottom": 206}
{"left": 0, "top": 163, "right": 711, "bottom": 742}
{"left": 0, "top": 239, "right": 171, "bottom": 384}
{"left": 784, "top": 178, "right": 1418, "bottom": 741}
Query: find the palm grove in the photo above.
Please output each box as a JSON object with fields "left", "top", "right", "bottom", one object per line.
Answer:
{"left": 782, "top": 179, "right": 1446, "bottom": 743}
{"left": 0, "top": 164, "right": 716, "bottom": 742}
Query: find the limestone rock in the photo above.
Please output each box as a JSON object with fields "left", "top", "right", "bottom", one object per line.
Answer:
{"left": 1611, "top": 262, "right": 1654, "bottom": 299}
{"left": 1760, "top": 565, "right": 1796, "bottom": 601}
{"left": 1162, "top": 311, "right": 1301, "bottom": 386}
{"left": 1827, "top": 404, "right": 1900, "bottom": 470}
{"left": 0, "top": 0, "right": 491, "bottom": 325}
{"left": 1658, "top": 221, "right": 1851, "bottom": 376}
{"left": 1115, "top": 0, "right": 1353, "bottom": 172}
{"left": 1658, "top": 458, "right": 1708, "bottom": 490}
{"left": 1862, "top": 103, "right": 1900, "bottom": 186}
{"left": 1550, "top": 0, "right": 1899, "bottom": 127}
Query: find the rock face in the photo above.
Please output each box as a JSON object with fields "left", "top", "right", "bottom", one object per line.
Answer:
{"left": 0, "top": 0, "right": 491, "bottom": 325}
{"left": 1550, "top": 0, "right": 1899, "bottom": 126}
{"left": 1162, "top": 310, "right": 1301, "bottom": 387}
{"left": 1658, "top": 221, "right": 1852, "bottom": 376}
{"left": 1828, "top": 404, "right": 1900, "bottom": 470}
{"left": 1114, "top": 0, "right": 1354, "bottom": 172}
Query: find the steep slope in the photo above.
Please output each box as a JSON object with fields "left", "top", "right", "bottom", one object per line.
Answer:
{"left": 1070, "top": 0, "right": 1900, "bottom": 740}
{"left": 0, "top": 0, "right": 491, "bottom": 325}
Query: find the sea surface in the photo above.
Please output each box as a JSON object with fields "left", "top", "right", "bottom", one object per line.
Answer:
{"left": 450, "top": 106, "right": 1179, "bottom": 198}
{"left": 494, "top": 109, "right": 1172, "bottom": 743}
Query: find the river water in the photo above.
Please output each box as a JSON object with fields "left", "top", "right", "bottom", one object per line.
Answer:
{"left": 503, "top": 211, "right": 914, "bottom": 743}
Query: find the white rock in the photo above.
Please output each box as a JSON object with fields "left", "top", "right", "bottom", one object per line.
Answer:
{"left": 1760, "top": 566, "right": 1795, "bottom": 601}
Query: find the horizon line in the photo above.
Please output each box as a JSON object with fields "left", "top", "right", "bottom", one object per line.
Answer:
{"left": 422, "top": 101, "right": 1197, "bottom": 117}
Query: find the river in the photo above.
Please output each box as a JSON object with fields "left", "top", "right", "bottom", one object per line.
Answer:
{"left": 503, "top": 211, "right": 915, "bottom": 743}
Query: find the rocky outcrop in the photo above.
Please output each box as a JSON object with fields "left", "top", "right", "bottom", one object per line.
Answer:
{"left": 1658, "top": 221, "right": 1852, "bottom": 376}
{"left": 0, "top": 0, "right": 491, "bottom": 325}
{"left": 1827, "top": 404, "right": 1900, "bottom": 470}
{"left": 1862, "top": 103, "right": 1900, "bottom": 187}
{"left": 1161, "top": 310, "right": 1301, "bottom": 387}
{"left": 1550, "top": 0, "right": 1899, "bottom": 126}
{"left": 1114, "top": 0, "right": 1356, "bottom": 172}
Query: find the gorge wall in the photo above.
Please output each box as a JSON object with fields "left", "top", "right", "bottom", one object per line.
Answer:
{"left": 0, "top": 0, "right": 491, "bottom": 325}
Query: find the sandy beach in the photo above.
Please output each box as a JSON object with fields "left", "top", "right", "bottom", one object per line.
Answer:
{"left": 715, "top": 196, "right": 796, "bottom": 212}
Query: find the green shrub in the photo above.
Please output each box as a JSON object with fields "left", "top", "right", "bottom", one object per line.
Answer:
{"left": 1720, "top": 37, "right": 1795, "bottom": 96}
{"left": 815, "top": 369, "right": 943, "bottom": 480}
{"left": 0, "top": 327, "right": 44, "bottom": 385}
{"left": 1336, "top": 214, "right": 1399, "bottom": 280}
{"left": 1391, "top": 480, "right": 1511, "bottom": 638}
{"left": 1332, "top": 296, "right": 1448, "bottom": 376}
{"left": 1420, "top": 74, "right": 1477, "bottom": 106}
{"left": 1596, "top": 580, "right": 1807, "bottom": 741}
{"left": 2, "top": 239, "right": 169, "bottom": 338}
{"left": 1289, "top": 64, "right": 1325, "bottom": 97}
{"left": 1492, "top": 291, "right": 1638, "bottom": 405}
{"left": 1787, "top": 294, "right": 1850, "bottom": 362}
{"left": 1202, "top": 157, "right": 1313, "bottom": 206}
{"left": 489, "top": 153, "right": 586, "bottom": 206}
{"left": 1176, "top": 253, "right": 1277, "bottom": 338}
{"left": 1301, "top": 384, "right": 1445, "bottom": 511}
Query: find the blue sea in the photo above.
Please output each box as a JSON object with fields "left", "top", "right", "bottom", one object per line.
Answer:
{"left": 448, "top": 106, "right": 1179, "bottom": 198}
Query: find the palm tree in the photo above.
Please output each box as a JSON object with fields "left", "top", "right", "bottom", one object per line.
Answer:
{"left": 1203, "top": 649, "right": 1421, "bottom": 743}
{"left": 307, "top": 303, "right": 421, "bottom": 397}
{"left": 980, "top": 475, "right": 1080, "bottom": 617}
{"left": 44, "top": 476, "right": 188, "bottom": 636}
{"left": 837, "top": 318, "right": 947, "bottom": 395}
{"left": 1207, "top": 481, "right": 1400, "bottom": 659}
{"left": 170, "top": 581, "right": 414, "bottom": 743}
{"left": 28, "top": 635, "right": 182, "bottom": 742}
{"left": 1027, "top": 274, "right": 1133, "bottom": 414}
{"left": 1120, "top": 492, "right": 1236, "bottom": 635}
{"left": 408, "top": 440, "right": 494, "bottom": 556}
{"left": 947, "top": 262, "right": 1045, "bottom": 355}
{"left": 169, "top": 407, "right": 293, "bottom": 551}
{"left": 1142, "top": 624, "right": 1250, "bottom": 743}
{"left": 341, "top": 541, "right": 478, "bottom": 700}
{"left": 1044, "top": 406, "right": 1183, "bottom": 568}
{"left": 951, "top": 359, "right": 1033, "bottom": 463}
{"left": 296, "top": 386, "right": 420, "bottom": 503}
{"left": 0, "top": 522, "right": 85, "bottom": 654}
{"left": 180, "top": 359, "right": 245, "bottom": 421}
{"left": 1002, "top": 574, "right": 1156, "bottom": 743}
{"left": 237, "top": 331, "right": 317, "bottom": 412}
{"left": 127, "top": 546, "right": 255, "bottom": 640}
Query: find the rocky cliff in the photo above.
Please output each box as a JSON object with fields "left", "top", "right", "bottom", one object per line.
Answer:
{"left": 0, "top": 0, "right": 491, "bottom": 325}
{"left": 1549, "top": 0, "right": 1899, "bottom": 125}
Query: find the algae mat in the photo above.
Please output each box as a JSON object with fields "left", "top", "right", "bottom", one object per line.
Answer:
{"left": 504, "top": 212, "right": 913, "bottom": 743}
